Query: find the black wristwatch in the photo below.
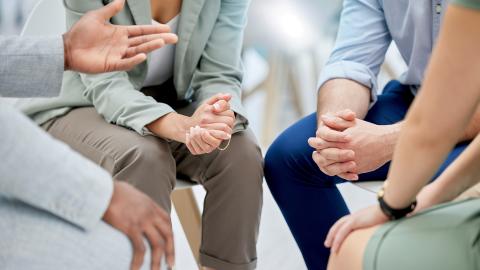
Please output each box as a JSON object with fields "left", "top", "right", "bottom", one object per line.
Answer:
{"left": 377, "top": 184, "right": 417, "bottom": 220}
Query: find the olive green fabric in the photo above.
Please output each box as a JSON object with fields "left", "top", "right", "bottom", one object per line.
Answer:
{"left": 452, "top": 0, "right": 480, "bottom": 10}
{"left": 364, "top": 199, "right": 480, "bottom": 270}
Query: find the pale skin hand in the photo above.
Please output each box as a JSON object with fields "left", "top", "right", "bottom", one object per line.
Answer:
{"left": 309, "top": 110, "right": 358, "bottom": 180}
{"left": 414, "top": 132, "right": 480, "bottom": 214}
{"left": 326, "top": 6, "right": 480, "bottom": 269}
{"left": 312, "top": 98, "right": 480, "bottom": 182}
{"left": 309, "top": 110, "right": 401, "bottom": 180}
{"left": 324, "top": 205, "right": 388, "bottom": 254}
{"left": 311, "top": 79, "right": 370, "bottom": 180}
{"left": 185, "top": 125, "right": 232, "bottom": 155}
{"left": 312, "top": 80, "right": 480, "bottom": 182}
{"left": 313, "top": 106, "right": 480, "bottom": 182}
{"left": 313, "top": 107, "right": 480, "bottom": 182}
{"left": 63, "top": 0, "right": 178, "bottom": 73}
{"left": 186, "top": 97, "right": 235, "bottom": 155}
{"left": 326, "top": 132, "right": 480, "bottom": 262}
{"left": 146, "top": 93, "right": 235, "bottom": 155}
{"left": 103, "top": 181, "right": 175, "bottom": 270}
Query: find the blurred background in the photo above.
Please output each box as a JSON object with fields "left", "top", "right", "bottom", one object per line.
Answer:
{"left": 1, "top": 0, "right": 406, "bottom": 268}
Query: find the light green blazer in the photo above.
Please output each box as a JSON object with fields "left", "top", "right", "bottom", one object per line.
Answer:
{"left": 18, "top": 0, "right": 250, "bottom": 135}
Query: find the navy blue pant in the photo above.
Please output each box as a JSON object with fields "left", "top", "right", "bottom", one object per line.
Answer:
{"left": 264, "top": 81, "right": 470, "bottom": 270}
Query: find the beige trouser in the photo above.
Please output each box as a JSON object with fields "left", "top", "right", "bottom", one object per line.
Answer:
{"left": 42, "top": 107, "right": 264, "bottom": 270}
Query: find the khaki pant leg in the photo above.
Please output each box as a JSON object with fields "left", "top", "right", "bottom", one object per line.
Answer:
{"left": 170, "top": 129, "right": 264, "bottom": 270}
{"left": 43, "top": 107, "right": 176, "bottom": 211}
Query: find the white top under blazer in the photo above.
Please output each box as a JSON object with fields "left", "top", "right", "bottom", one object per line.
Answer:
{"left": 142, "top": 14, "right": 180, "bottom": 87}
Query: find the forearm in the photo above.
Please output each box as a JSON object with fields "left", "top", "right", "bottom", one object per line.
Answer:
{"left": 317, "top": 79, "right": 371, "bottom": 125}
{"left": 381, "top": 121, "right": 403, "bottom": 161}
{"left": 427, "top": 134, "right": 480, "bottom": 203}
{"left": 146, "top": 112, "right": 192, "bottom": 143}
{"left": 318, "top": 79, "right": 404, "bottom": 161}
{"left": 460, "top": 105, "right": 480, "bottom": 141}
{"left": 385, "top": 122, "right": 465, "bottom": 208}
{"left": 384, "top": 5, "right": 480, "bottom": 208}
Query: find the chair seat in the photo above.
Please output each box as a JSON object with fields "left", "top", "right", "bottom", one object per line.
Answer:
{"left": 175, "top": 179, "right": 198, "bottom": 190}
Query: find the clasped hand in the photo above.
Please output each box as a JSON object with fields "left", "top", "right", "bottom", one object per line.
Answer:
{"left": 308, "top": 110, "right": 391, "bottom": 180}
{"left": 186, "top": 93, "right": 235, "bottom": 155}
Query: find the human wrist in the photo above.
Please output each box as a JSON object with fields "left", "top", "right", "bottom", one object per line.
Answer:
{"left": 381, "top": 123, "right": 402, "bottom": 161}
{"left": 425, "top": 181, "right": 450, "bottom": 205}
{"left": 434, "top": 170, "right": 472, "bottom": 203}
{"left": 147, "top": 113, "right": 191, "bottom": 143}
{"left": 379, "top": 182, "right": 417, "bottom": 219}
{"left": 102, "top": 181, "right": 120, "bottom": 220}
{"left": 62, "top": 32, "right": 72, "bottom": 71}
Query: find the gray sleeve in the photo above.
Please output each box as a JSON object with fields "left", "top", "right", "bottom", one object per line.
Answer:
{"left": 0, "top": 36, "right": 65, "bottom": 98}
{"left": 0, "top": 104, "right": 113, "bottom": 231}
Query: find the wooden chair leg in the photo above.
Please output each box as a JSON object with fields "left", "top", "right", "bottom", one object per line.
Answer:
{"left": 171, "top": 188, "right": 202, "bottom": 269}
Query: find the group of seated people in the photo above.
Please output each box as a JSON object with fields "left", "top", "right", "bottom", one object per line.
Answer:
{"left": 1, "top": 0, "right": 479, "bottom": 269}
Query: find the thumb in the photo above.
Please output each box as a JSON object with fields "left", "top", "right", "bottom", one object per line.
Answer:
{"left": 336, "top": 109, "right": 356, "bottom": 121}
{"left": 94, "top": 0, "right": 125, "bottom": 20}
{"left": 212, "top": 100, "right": 231, "bottom": 113}
{"left": 321, "top": 114, "right": 355, "bottom": 131}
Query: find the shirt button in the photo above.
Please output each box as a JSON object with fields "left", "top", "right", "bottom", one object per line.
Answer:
{"left": 436, "top": 4, "right": 442, "bottom": 14}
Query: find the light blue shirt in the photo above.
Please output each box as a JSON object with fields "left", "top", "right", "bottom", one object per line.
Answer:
{"left": 318, "top": 0, "right": 446, "bottom": 105}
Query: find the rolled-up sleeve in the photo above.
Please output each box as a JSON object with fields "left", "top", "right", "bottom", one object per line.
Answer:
{"left": 317, "top": 0, "right": 391, "bottom": 107}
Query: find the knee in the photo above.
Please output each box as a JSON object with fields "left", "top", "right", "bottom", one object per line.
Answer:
{"left": 115, "top": 136, "right": 175, "bottom": 187}
{"left": 209, "top": 130, "right": 264, "bottom": 191}
{"left": 264, "top": 126, "right": 313, "bottom": 180}
{"left": 264, "top": 117, "right": 337, "bottom": 188}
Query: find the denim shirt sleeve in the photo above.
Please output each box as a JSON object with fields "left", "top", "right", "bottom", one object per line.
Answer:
{"left": 317, "top": 0, "right": 392, "bottom": 107}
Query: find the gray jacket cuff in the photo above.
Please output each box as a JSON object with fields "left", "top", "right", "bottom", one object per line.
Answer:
{"left": 0, "top": 36, "right": 64, "bottom": 98}
{"left": 0, "top": 104, "right": 113, "bottom": 231}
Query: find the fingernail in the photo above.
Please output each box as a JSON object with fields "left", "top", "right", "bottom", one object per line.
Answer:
{"left": 213, "top": 103, "right": 220, "bottom": 110}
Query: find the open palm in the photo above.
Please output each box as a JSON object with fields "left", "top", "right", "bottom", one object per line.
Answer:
{"left": 64, "top": 0, "right": 178, "bottom": 73}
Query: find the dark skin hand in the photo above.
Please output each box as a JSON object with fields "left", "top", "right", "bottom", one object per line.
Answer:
{"left": 103, "top": 182, "right": 175, "bottom": 270}
{"left": 63, "top": 0, "right": 178, "bottom": 73}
